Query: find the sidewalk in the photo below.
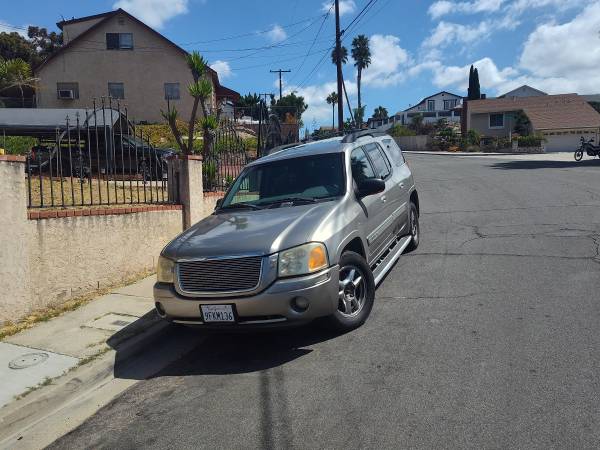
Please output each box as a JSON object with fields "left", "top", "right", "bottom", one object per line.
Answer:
{"left": 0, "top": 275, "right": 191, "bottom": 450}
{"left": 404, "top": 150, "right": 577, "bottom": 161}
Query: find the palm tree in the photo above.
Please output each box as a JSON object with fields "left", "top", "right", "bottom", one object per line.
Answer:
{"left": 351, "top": 35, "right": 371, "bottom": 127}
{"left": 326, "top": 92, "right": 338, "bottom": 130}
{"left": 0, "top": 58, "right": 38, "bottom": 107}
{"left": 373, "top": 106, "right": 388, "bottom": 120}
{"left": 331, "top": 46, "right": 348, "bottom": 66}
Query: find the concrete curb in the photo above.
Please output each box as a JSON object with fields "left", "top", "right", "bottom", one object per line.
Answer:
{"left": 0, "top": 312, "right": 173, "bottom": 450}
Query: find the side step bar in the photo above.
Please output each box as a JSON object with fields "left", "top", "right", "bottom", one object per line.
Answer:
{"left": 372, "top": 235, "right": 412, "bottom": 286}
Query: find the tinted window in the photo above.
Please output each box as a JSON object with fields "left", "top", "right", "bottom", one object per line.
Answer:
{"left": 108, "top": 82, "right": 125, "bottom": 99}
{"left": 350, "top": 147, "right": 376, "bottom": 183}
{"left": 106, "top": 33, "right": 119, "bottom": 50}
{"left": 490, "top": 113, "right": 504, "bottom": 128}
{"left": 164, "top": 83, "right": 180, "bottom": 100}
{"left": 364, "top": 143, "right": 391, "bottom": 179}
{"left": 382, "top": 139, "right": 405, "bottom": 166}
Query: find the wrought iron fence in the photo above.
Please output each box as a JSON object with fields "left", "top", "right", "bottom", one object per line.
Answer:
{"left": 203, "top": 118, "right": 251, "bottom": 192}
{"left": 24, "top": 98, "right": 176, "bottom": 208}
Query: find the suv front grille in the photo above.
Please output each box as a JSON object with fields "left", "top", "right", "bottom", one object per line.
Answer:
{"left": 177, "top": 256, "right": 263, "bottom": 294}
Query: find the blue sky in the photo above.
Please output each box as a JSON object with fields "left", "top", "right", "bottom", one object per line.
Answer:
{"left": 1, "top": 0, "right": 598, "bottom": 127}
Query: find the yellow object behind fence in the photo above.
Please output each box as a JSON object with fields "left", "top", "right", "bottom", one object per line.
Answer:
{"left": 0, "top": 148, "right": 5, "bottom": 155}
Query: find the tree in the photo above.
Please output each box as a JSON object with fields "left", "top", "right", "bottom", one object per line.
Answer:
{"left": 513, "top": 110, "right": 531, "bottom": 135}
{"left": 467, "top": 65, "right": 481, "bottom": 100}
{"left": 353, "top": 106, "right": 365, "bottom": 129}
{"left": 272, "top": 92, "right": 308, "bottom": 123}
{"left": 373, "top": 106, "right": 388, "bottom": 120}
{"left": 331, "top": 45, "right": 348, "bottom": 66}
{"left": 27, "top": 26, "right": 63, "bottom": 62}
{"left": 161, "top": 51, "right": 214, "bottom": 155}
{"left": 0, "top": 32, "right": 35, "bottom": 64}
{"left": 326, "top": 91, "right": 339, "bottom": 129}
{"left": 351, "top": 35, "right": 371, "bottom": 127}
{"left": 0, "top": 58, "right": 38, "bottom": 107}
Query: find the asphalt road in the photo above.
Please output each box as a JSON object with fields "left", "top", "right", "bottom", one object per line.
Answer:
{"left": 50, "top": 154, "right": 600, "bottom": 450}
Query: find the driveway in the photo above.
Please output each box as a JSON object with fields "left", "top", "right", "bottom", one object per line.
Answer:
{"left": 49, "top": 154, "right": 600, "bottom": 449}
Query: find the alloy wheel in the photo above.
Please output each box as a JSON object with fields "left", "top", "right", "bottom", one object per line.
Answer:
{"left": 338, "top": 265, "right": 367, "bottom": 317}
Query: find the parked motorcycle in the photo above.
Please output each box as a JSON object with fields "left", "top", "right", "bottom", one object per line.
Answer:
{"left": 574, "top": 136, "right": 600, "bottom": 161}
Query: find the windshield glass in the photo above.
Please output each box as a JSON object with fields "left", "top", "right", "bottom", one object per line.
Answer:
{"left": 221, "top": 153, "right": 345, "bottom": 209}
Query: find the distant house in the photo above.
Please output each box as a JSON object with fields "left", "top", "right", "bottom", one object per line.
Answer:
{"left": 34, "top": 9, "right": 239, "bottom": 123}
{"left": 463, "top": 93, "right": 600, "bottom": 152}
{"left": 368, "top": 91, "right": 463, "bottom": 130}
{"left": 498, "top": 85, "right": 547, "bottom": 98}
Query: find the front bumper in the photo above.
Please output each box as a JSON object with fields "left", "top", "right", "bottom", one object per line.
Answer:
{"left": 153, "top": 266, "right": 340, "bottom": 327}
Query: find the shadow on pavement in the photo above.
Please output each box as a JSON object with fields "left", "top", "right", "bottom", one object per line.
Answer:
{"left": 490, "top": 159, "right": 600, "bottom": 170}
{"left": 110, "top": 319, "right": 346, "bottom": 380}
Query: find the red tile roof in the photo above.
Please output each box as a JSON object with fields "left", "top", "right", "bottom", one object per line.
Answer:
{"left": 468, "top": 94, "right": 600, "bottom": 130}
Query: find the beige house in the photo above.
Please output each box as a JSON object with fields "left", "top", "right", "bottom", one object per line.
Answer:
{"left": 463, "top": 93, "right": 600, "bottom": 152}
{"left": 34, "top": 9, "right": 239, "bottom": 123}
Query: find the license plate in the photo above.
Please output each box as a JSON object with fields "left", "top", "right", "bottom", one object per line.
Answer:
{"left": 201, "top": 305, "right": 236, "bottom": 323}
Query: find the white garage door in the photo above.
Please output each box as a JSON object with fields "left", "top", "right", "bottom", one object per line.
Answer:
{"left": 544, "top": 134, "right": 582, "bottom": 153}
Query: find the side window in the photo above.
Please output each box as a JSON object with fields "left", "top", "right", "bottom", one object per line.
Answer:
{"left": 350, "top": 147, "right": 376, "bottom": 184}
{"left": 382, "top": 139, "right": 405, "bottom": 166}
{"left": 364, "top": 143, "right": 391, "bottom": 179}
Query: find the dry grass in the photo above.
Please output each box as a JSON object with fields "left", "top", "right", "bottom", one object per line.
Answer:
{"left": 27, "top": 176, "right": 170, "bottom": 209}
{"left": 0, "top": 270, "right": 154, "bottom": 341}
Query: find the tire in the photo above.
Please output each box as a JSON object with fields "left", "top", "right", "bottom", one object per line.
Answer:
{"left": 406, "top": 202, "right": 420, "bottom": 252}
{"left": 574, "top": 150, "right": 583, "bottom": 161}
{"left": 327, "top": 251, "right": 375, "bottom": 331}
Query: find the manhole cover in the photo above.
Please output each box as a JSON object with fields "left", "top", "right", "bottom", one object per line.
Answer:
{"left": 9, "top": 352, "right": 49, "bottom": 369}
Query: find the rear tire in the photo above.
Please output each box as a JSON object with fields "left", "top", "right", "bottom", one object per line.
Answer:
{"left": 327, "top": 251, "right": 375, "bottom": 331}
{"left": 406, "top": 202, "right": 420, "bottom": 252}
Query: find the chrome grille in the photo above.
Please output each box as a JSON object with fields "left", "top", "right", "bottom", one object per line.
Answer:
{"left": 177, "top": 256, "right": 263, "bottom": 294}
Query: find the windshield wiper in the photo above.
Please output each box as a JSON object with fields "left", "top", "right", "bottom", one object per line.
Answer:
{"left": 261, "top": 197, "right": 318, "bottom": 208}
{"left": 218, "top": 202, "right": 262, "bottom": 211}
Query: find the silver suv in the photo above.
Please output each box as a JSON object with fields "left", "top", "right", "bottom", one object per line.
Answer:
{"left": 154, "top": 131, "right": 420, "bottom": 331}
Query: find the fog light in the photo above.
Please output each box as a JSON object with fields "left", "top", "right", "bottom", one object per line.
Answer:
{"left": 291, "top": 296, "right": 309, "bottom": 312}
{"left": 155, "top": 302, "right": 166, "bottom": 317}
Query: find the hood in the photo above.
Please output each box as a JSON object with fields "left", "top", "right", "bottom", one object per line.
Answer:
{"left": 162, "top": 201, "right": 340, "bottom": 259}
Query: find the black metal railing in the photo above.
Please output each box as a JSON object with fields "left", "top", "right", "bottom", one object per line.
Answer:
{"left": 25, "top": 98, "right": 176, "bottom": 209}
{"left": 203, "top": 118, "right": 251, "bottom": 192}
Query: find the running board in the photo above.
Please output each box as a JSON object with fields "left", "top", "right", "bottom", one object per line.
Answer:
{"left": 372, "top": 235, "right": 412, "bottom": 286}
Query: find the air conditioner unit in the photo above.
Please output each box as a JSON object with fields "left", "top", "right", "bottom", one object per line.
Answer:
{"left": 58, "top": 89, "right": 74, "bottom": 99}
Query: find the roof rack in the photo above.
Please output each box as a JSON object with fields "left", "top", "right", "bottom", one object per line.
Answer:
{"left": 341, "top": 130, "right": 388, "bottom": 144}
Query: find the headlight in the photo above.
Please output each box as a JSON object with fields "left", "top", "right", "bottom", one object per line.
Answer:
{"left": 278, "top": 243, "right": 328, "bottom": 278}
{"left": 157, "top": 256, "right": 175, "bottom": 283}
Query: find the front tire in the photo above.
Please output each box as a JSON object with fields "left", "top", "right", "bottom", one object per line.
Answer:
{"left": 574, "top": 150, "right": 583, "bottom": 161}
{"left": 327, "top": 251, "right": 375, "bottom": 331}
{"left": 406, "top": 202, "right": 420, "bottom": 252}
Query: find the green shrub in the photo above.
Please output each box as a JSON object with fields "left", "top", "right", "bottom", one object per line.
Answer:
{"left": 517, "top": 135, "right": 544, "bottom": 147}
{"left": 466, "top": 129, "right": 480, "bottom": 145}
{"left": 388, "top": 125, "right": 416, "bottom": 137}
{"left": 0, "top": 136, "right": 37, "bottom": 155}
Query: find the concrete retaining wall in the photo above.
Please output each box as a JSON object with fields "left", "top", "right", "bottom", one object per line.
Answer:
{"left": 0, "top": 156, "right": 215, "bottom": 324}
{"left": 394, "top": 135, "right": 431, "bottom": 151}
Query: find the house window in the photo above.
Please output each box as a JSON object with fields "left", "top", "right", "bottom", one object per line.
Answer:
{"left": 489, "top": 113, "right": 504, "bottom": 128}
{"left": 443, "top": 99, "right": 457, "bottom": 110}
{"left": 106, "top": 33, "right": 133, "bottom": 50}
{"left": 56, "top": 82, "right": 79, "bottom": 99}
{"left": 164, "top": 83, "right": 180, "bottom": 100}
{"left": 427, "top": 99, "right": 435, "bottom": 111}
{"left": 108, "top": 82, "right": 125, "bottom": 99}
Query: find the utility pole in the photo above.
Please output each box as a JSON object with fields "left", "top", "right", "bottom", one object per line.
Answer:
{"left": 334, "top": 0, "right": 344, "bottom": 132}
{"left": 257, "top": 93, "right": 272, "bottom": 157}
{"left": 270, "top": 69, "right": 291, "bottom": 100}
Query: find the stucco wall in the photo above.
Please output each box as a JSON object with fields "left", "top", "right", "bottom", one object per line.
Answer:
{"left": 0, "top": 158, "right": 188, "bottom": 323}
{"left": 470, "top": 113, "right": 511, "bottom": 137}
{"left": 394, "top": 135, "right": 431, "bottom": 151}
{"left": 35, "top": 12, "right": 216, "bottom": 123}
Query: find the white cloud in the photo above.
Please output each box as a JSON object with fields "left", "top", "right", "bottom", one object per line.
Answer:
{"left": 423, "top": 20, "right": 492, "bottom": 48}
{"left": 284, "top": 80, "right": 357, "bottom": 125}
{"left": 0, "top": 21, "right": 27, "bottom": 37}
{"left": 266, "top": 24, "right": 287, "bottom": 43}
{"left": 113, "top": 0, "right": 189, "bottom": 29}
{"left": 210, "top": 60, "right": 232, "bottom": 79}
{"left": 362, "top": 35, "right": 410, "bottom": 87}
{"left": 428, "top": 0, "right": 505, "bottom": 18}
{"left": 322, "top": 0, "right": 356, "bottom": 15}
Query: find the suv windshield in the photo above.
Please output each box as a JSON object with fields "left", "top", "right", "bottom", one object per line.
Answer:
{"left": 220, "top": 153, "right": 345, "bottom": 209}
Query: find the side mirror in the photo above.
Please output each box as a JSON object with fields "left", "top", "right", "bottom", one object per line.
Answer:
{"left": 215, "top": 198, "right": 223, "bottom": 210}
{"left": 357, "top": 178, "right": 385, "bottom": 198}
